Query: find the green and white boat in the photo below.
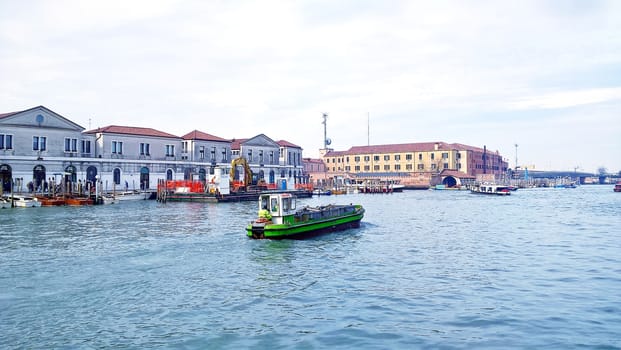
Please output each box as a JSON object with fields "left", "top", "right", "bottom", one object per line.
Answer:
{"left": 247, "top": 193, "right": 365, "bottom": 239}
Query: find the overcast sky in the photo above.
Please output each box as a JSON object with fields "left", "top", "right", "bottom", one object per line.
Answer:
{"left": 1, "top": 0, "right": 620, "bottom": 173}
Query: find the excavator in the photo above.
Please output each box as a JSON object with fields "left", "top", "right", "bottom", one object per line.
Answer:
{"left": 230, "top": 157, "right": 253, "bottom": 192}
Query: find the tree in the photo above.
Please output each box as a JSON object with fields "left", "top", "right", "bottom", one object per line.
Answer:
{"left": 597, "top": 167, "right": 607, "bottom": 176}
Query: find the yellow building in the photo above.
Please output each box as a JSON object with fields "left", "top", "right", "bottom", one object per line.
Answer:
{"left": 321, "top": 142, "right": 507, "bottom": 181}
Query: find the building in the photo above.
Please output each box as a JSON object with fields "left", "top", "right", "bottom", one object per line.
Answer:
{"left": 230, "top": 134, "right": 306, "bottom": 186}
{"left": 309, "top": 141, "right": 508, "bottom": 188}
{"left": 0, "top": 105, "right": 305, "bottom": 194}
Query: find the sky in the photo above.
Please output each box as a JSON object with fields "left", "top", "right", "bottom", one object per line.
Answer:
{"left": 1, "top": 0, "right": 620, "bottom": 174}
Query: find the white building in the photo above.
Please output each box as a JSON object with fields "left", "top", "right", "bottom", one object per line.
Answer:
{"left": 1, "top": 105, "right": 306, "bottom": 194}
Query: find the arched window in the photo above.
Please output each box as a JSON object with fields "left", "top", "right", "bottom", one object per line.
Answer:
{"left": 140, "top": 167, "right": 149, "bottom": 190}
{"left": 166, "top": 169, "right": 173, "bottom": 180}
{"left": 113, "top": 168, "right": 121, "bottom": 185}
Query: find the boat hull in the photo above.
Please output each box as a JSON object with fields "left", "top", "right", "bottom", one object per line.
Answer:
{"left": 247, "top": 208, "right": 364, "bottom": 239}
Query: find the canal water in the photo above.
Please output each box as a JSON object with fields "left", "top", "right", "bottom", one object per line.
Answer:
{"left": 1, "top": 185, "right": 620, "bottom": 349}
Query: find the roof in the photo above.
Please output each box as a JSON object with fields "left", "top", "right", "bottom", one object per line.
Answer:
{"left": 84, "top": 125, "right": 180, "bottom": 139}
{"left": 277, "top": 140, "right": 302, "bottom": 149}
{"left": 324, "top": 142, "right": 496, "bottom": 156}
{"left": 230, "top": 138, "right": 248, "bottom": 150}
{"left": 0, "top": 110, "right": 21, "bottom": 119}
{"left": 181, "top": 130, "right": 228, "bottom": 142}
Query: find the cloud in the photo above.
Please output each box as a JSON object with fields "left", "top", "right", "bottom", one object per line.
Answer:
{"left": 508, "top": 87, "right": 621, "bottom": 110}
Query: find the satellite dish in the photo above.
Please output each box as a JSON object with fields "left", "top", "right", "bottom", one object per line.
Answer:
{"left": 326, "top": 138, "right": 332, "bottom": 146}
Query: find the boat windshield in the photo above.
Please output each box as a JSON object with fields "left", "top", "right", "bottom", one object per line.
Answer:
{"left": 282, "top": 197, "right": 295, "bottom": 211}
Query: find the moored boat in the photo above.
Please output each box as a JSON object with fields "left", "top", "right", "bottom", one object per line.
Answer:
{"left": 4, "top": 195, "right": 42, "bottom": 207}
{"left": 614, "top": 181, "right": 621, "bottom": 192}
{"left": 34, "top": 196, "right": 66, "bottom": 206}
{"left": 469, "top": 182, "right": 511, "bottom": 196}
{"left": 247, "top": 193, "right": 365, "bottom": 239}
{"left": 65, "top": 196, "right": 94, "bottom": 206}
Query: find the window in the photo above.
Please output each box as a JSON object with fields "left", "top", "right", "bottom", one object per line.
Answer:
{"left": 442, "top": 152, "right": 449, "bottom": 159}
{"left": 33, "top": 136, "right": 47, "bottom": 151}
{"left": 166, "top": 145, "right": 175, "bottom": 157}
{"left": 418, "top": 154, "right": 422, "bottom": 160}
{"left": 288, "top": 152, "right": 292, "bottom": 165}
{"left": 431, "top": 153, "right": 435, "bottom": 160}
{"left": 364, "top": 165, "right": 370, "bottom": 171}
{"left": 395, "top": 154, "right": 401, "bottom": 161}
{"left": 345, "top": 166, "right": 350, "bottom": 171}
{"left": 355, "top": 166, "right": 360, "bottom": 171}
{"left": 139, "top": 143, "right": 149, "bottom": 156}
{"left": 374, "top": 165, "right": 380, "bottom": 171}
{"left": 383, "top": 165, "right": 390, "bottom": 171}
{"left": 259, "top": 150, "right": 264, "bottom": 163}
{"left": 222, "top": 148, "right": 228, "bottom": 162}
{"left": 181, "top": 141, "right": 188, "bottom": 153}
{"left": 111, "top": 141, "right": 123, "bottom": 154}
{"left": 431, "top": 164, "right": 437, "bottom": 170}
{"left": 199, "top": 146, "right": 205, "bottom": 160}
{"left": 406, "top": 164, "right": 412, "bottom": 170}
{"left": 354, "top": 156, "right": 360, "bottom": 162}
{"left": 406, "top": 154, "right": 412, "bottom": 161}
{"left": 248, "top": 149, "right": 253, "bottom": 161}
{"left": 444, "top": 163, "right": 449, "bottom": 169}
{"left": 384, "top": 155, "right": 390, "bottom": 161}
{"left": 113, "top": 168, "right": 121, "bottom": 184}
{"left": 364, "top": 156, "right": 370, "bottom": 162}
{"left": 269, "top": 151, "right": 274, "bottom": 164}
{"left": 417, "top": 164, "right": 424, "bottom": 170}
{"left": 395, "top": 164, "right": 401, "bottom": 170}
{"left": 211, "top": 147, "right": 216, "bottom": 161}
{"left": 65, "top": 138, "right": 78, "bottom": 153}
{"left": 81, "top": 140, "right": 91, "bottom": 154}
{"left": 374, "top": 155, "right": 380, "bottom": 161}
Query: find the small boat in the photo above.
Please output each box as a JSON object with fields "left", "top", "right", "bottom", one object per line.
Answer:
{"left": 111, "top": 190, "right": 151, "bottom": 201}
{"left": 470, "top": 183, "right": 511, "bottom": 196}
{"left": 35, "top": 196, "right": 66, "bottom": 206}
{"left": 0, "top": 198, "right": 11, "bottom": 209}
{"left": 65, "top": 196, "right": 94, "bottom": 206}
{"left": 614, "top": 181, "right": 621, "bottom": 192}
{"left": 4, "top": 195, "right": 42, "bottom": 207}
{"left": 247, "top": 193, "right": 365, "bottom": 239}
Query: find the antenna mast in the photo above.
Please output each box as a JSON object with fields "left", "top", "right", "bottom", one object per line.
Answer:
{"left": 322, "top": 113, "right": 331, "bottom": 149}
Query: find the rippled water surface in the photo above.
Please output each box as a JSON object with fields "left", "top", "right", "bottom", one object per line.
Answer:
{"left": 1, "top": 185, "right": 620, "bottom": 349}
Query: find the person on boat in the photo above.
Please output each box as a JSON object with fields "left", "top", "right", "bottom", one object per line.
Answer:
{"left": 259, "top": 208, "right": 272, "bottom": 220}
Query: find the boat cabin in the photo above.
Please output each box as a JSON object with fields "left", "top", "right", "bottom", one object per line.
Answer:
{"left": 258, "top": 193, "right": 296, "bottom": 224}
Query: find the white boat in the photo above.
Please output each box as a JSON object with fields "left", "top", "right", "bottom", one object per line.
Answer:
{"left": 0, "top": 198, "right": 12, "bottom": 209}
{"left": 470, "top": 183, "right": 511, "bottom": 196}
{"left": 101, "top": 195, "right": 118, "bottom": 205}
{"left": 109, "top": 190, "right": 151, "bottom": 201}
{"left": 4, "top": 195, "right": 42, "bottom": 207}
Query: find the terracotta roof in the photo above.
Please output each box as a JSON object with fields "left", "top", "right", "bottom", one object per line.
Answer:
{"left": 277, "top": 140, "right": 301, "bottom": 148}
{"left": 84, "top": 125, "right": 180, "bottom": 139}
{"left": 230, "top": 138, "right": 248, "bottom": 151}
{"left": 181, "top": 129, "right": 228, "bottom": 142}
{"left": 324, "top": 142, "right": 496, "bottom": 156}
{"left": 303, "top": 158, "right": 324, "bottom": 164}
{"left": 0, "top": 110, "right": 21, "bottom": 119}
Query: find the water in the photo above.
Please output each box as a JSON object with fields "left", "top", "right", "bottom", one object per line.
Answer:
{"left": 1, "top": 186, "right": 620, "bottom": 349}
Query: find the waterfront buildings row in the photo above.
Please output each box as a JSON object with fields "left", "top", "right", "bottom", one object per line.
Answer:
{"left": 0, "top": 106, "right": 304, "bottom": 194}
